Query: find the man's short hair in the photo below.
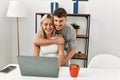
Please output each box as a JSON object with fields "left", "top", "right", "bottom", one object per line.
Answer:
{"left": 53, "top": 8, "right": 67, "bottom": 18}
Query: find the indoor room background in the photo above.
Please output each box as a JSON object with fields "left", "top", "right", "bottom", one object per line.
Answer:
{"left": 0, "top": 0, "right": 120, "bottom": 68}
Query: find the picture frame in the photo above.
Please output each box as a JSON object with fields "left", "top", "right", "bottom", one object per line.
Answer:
{"left": 35, "top": 13, "right": 47, "bottom": 33}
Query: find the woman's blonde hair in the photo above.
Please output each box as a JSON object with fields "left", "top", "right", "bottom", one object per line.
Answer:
{"left": 40, "top": 14, "right": 56, "bottom": 39}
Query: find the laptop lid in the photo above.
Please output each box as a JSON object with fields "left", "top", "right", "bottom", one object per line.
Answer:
{"left": 17, "top": 56, "right": 59, "bottom": 77}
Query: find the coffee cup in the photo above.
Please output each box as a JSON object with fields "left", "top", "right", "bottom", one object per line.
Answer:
{"left": 69, "top": 64, "right": 80, "bottom": 78}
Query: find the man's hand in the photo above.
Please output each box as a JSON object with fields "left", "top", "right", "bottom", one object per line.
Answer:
{"left": 55, "top": 34, "right": 65, "bottom": 45}
{"left": 62, "top": 47, "right": 75, "bottom": 65}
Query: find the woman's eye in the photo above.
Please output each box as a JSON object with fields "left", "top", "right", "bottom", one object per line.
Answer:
{"left": 49, "top": 23, "right": 53, "bottom": 26}
{"left": 44, "top": 23, "right": 48, "bottom": 26}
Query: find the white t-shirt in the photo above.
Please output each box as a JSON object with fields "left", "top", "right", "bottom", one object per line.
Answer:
{"left": 40, "top": 44, "right": 58, "bottom": 57}
{"left": 39, "top": 37, "right": 58, "bottom": 57}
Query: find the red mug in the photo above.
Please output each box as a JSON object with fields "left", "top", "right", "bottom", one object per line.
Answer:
{"left": 69, "top": 64, "right": 80, "bottom": 78}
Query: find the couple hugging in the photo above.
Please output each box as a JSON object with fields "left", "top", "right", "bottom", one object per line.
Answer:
{"left": 33, "top": 8, "right": 76, "bottom": 68}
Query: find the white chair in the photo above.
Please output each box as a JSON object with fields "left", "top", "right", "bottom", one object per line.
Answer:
{"left": 88, "top": 54, "right": 120, "bottom": 69}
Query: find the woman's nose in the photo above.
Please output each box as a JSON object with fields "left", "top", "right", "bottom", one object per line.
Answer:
{"left": 47, "top": 25, "right": 52, "bottom": 28}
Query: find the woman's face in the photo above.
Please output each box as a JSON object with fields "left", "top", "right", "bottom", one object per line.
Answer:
{"left": 42, "top": 18, "right": 54, "bottom": 35}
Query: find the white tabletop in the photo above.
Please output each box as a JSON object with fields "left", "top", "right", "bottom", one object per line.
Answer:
{"left": 0, "top": 64, "right": 120, "bottom": 80}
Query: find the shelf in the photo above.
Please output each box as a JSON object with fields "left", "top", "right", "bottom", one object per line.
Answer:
{"left": 35, "top": 13, "right": 90, "bottom": 68}
{"left": 76, "top": 34, "right": 88, "bottom": 39}
{"left": 36, "top": 13, "right": 90, "bottom": 18}
{"left": 67, "top": 14, "right": 90, "bottom": 17}
{"left": 72, "top": 53, "right": 87, "bottom": 60}
{"left": 72, "top": 0, "right": 88, "bottom": 1}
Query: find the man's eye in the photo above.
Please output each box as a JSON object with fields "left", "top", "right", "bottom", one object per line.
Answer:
{"left": 55, "top": 20, "right": 57, "bottom": 22}
{"left": 60, "top": 20, "right": 63, "bottom": 23}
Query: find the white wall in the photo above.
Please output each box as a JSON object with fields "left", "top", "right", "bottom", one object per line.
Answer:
{"left": 0, "top": 0, "right": 13, "bottom": 68}
{"left": 1, "top": 0, "right": 120, "bottom": 68}
{"left": 87, "top": 0, "right": 120, "bottom": 63}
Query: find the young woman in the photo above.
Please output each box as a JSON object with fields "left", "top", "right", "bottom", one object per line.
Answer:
{"left": 33, "top": 14, "right": 65, "bottom": 67}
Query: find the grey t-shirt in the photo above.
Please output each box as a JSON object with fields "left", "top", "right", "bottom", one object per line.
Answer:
{"left": 56, "top": 23, "right": 76, "bottom": 49}
{"left": 38, "top": 23, "right": 76, "bottom": 50}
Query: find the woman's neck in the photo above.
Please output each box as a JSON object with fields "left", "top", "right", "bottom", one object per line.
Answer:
{"left": 46, "top": 33, "right": 52, "bottom": 39}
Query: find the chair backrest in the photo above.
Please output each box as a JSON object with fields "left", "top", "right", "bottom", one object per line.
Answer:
{"left": 88, "top": 54, "right": 120, "bottom": 69}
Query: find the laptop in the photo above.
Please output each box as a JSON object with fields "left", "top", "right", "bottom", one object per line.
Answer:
{"left": 17, "top": 56, "right": 59, "bottom": 77}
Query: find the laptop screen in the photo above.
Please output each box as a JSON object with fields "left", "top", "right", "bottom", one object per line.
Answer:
{"left": 17, "top": 56, "right": 59, "bottom": 77}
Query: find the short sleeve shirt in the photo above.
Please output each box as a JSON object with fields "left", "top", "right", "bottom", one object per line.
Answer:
{"left": 55, "top": 23, "right": 76, "bottom": 49}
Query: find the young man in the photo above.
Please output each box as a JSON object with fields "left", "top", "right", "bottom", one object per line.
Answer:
{"left": 34, "top": 8, "right": 76, "bottom": 66}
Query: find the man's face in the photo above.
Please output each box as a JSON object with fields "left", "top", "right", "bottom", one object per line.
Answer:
{"left": 53, "top": 16, "right": 67, "bottom": 31}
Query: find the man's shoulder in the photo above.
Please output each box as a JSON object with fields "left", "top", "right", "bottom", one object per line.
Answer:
{"left": 65, "top": 23, "right": 71, "bottom": 28}
{"left": 64, "top": 23, "right": 76, "bottom": 37}
{"left": 65, "top": 23, "right": 74, "bottom": 30}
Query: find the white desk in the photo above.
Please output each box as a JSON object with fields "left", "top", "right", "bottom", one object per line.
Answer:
{"left": 0, "top": 64, "right": 120, "bottom": 80}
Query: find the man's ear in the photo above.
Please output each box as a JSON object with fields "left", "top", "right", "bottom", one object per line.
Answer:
{"left": 65, "top": 17, "right": 67, "bottom": 21}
